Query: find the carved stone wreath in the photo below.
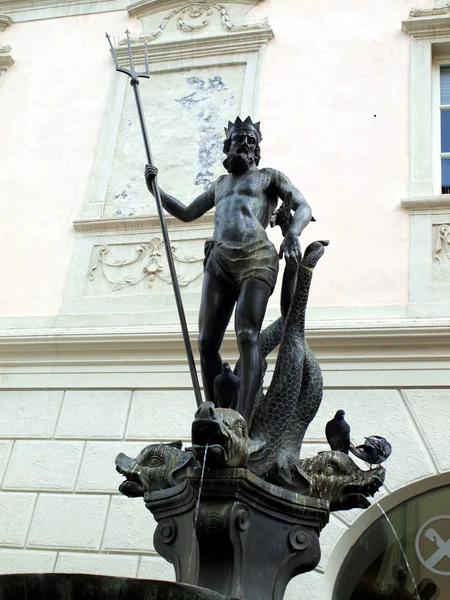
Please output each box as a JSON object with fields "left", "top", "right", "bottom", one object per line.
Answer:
{"left": 88, "top": 238, "right": 203, "bottom": 292}
{"left": 121, "top": 2, "right": 268, "bottom": 44}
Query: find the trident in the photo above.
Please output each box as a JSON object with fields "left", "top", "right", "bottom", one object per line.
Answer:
{"left": 106, "top": 31, "right": 203, "bottom": 407}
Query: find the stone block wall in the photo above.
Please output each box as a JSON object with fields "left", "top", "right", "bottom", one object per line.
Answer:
{"left": 0, "top": 389, "right": 176, "bottom": 580}
{"left": 0, "top": 386, "right": 448, "bottom": 600}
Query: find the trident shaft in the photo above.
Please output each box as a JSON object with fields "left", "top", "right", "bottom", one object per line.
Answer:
{"left": 106, "top": 31, "right": 203, "bottom": 407}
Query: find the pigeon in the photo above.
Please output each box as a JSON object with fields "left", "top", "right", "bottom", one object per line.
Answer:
{"left": 350, "top": 435, "right": 392, "bottom": 467}
{"left": 325, "top": 409, "right": 351, "bottom": 454}
{"left": 214, "top": 362, "right": 240, "bottom": 410}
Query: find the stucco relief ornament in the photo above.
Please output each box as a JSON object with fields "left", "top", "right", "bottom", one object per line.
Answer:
{"left": 434, "top": 224, "right": 450, "bottom": 263}
{"left": 88, "top": 238, "right": 203, "bottom": 291}
{"left": 0, "top": 15, "right": 12, "bottom": 33}
{"left": 410, "top": 3, "right": 450, "bottom": 17}
{"left": 0, "top": 43, "right": 13, "bottom": 72}
{"left": 120, "top": 2, "right": 269, "bottom": 44}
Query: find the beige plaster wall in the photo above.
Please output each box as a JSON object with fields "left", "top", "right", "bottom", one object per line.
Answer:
{"left": 255, "top": 0, "right": 419, "bottom": 309}
{"left": 0, "top": 11, "right": 133, "bottom": 317}
{"left": 0, "top": 0, "right": 435, "bottom": 318}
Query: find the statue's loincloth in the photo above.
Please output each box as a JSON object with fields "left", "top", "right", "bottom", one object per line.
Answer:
{"left": 204, "top": 238, "right": 279, "bottom": 293}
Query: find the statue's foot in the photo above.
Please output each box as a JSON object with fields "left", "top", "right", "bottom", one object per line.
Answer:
{"left": 302, "top": 240, "right": 329, "bottom": 270}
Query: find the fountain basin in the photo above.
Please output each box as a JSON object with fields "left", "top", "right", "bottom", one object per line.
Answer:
{"left": 0, "top": 573, "right": 228, "bottom": 600}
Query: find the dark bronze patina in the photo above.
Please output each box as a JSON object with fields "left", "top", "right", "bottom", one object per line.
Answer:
{"left": 145, "top": 117, "right": 313, "bottom": 421}
{"left": 116, "top": 236, "right": 386, "bottom": 600}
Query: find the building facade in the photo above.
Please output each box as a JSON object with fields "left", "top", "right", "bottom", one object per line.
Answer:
{"left": 0, "top": 0, "right": 449, "bottom": 597}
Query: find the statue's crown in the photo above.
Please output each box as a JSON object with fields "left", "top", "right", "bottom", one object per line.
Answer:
{"left": 224, "top": 116, "right": 262, "bottom": 143}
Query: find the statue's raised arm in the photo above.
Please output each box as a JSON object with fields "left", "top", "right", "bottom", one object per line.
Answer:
{"left": 145, "top": 164, "right": 215, "bottom": 222}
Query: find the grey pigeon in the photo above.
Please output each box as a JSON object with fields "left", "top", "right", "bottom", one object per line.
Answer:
{"left": 350, "top": 435, "right": 392, "bottom": 467}
{"left": 325, "top": 409, "right": 350, "bottom": 454}
{"left": 214, "top": 362, "right": 240, "bottom": 410}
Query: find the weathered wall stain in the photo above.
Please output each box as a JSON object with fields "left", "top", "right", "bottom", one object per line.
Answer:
{"left": 176, "top": 76, "right": 235, "bottom": 189}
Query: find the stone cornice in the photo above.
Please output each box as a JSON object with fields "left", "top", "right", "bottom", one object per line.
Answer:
{"left": 1, "top": 320, "right": 449, "bottom": 389}
{"left": 1, "top": 319, "right": 449, "bottom": 366}
{"left": 113, "top": 28, "right": 273, "bottom": 67}
{"left": 401, "top": 195, "right": 450, "bottom": 210}
{"left": 0, "top": 13, "right": 12, "bottom": 30}
{"left": 73, "top": 212, "right": 215, "bottom": 233}
{"left": 402, "top": 13, "right": 450, "bottom": 39}
{"left": 0, "top": 0, "right": 114, "bottom": 11}
{"left": 0, "top": 0, "right": 125, "bottom": 22}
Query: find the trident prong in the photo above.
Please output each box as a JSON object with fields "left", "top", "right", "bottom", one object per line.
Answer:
{"left": 105, "top": 32, "right": 203, "bottom": 408}
{"left": 106, "top": 31, "right": 150, "bottom": 82}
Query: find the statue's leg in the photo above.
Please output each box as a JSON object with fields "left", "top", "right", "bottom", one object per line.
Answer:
{"left": 235, "top": 278, "right": 271, "bottom": 421}
{"left": 198, "top": 271, "right": 237, "bottom": 404}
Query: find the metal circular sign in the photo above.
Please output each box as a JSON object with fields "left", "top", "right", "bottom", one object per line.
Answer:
{"left": 415, "top": 515, "right": 450, "bottom": 576}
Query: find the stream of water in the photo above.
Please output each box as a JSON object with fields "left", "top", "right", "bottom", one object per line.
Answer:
{"left": 188, "top": 444, "right": 209, "bottom": 580}
{"left": 194, "top": 443, "right": 209, "bottom": 531}
{"left": 374, "top": 502, "right": 420, "bottom": 599}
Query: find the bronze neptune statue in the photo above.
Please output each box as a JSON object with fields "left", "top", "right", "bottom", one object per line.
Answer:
{"left": 145, "top": 117, "right": 313, "bottom": 421}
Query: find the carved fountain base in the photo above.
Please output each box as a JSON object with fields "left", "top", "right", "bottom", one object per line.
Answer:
{"left": 147, "top": 467, "right": 329, "bottom": 600}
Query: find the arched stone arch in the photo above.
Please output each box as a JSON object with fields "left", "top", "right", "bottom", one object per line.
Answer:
{"left": 321, "top": 472, "right": 450, "bottom": 599}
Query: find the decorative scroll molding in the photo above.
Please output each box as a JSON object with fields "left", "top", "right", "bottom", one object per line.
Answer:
{"left": 434, "top": 224, "right": 450, "bottom": 263}
{"left": 0, "top": 14, "right": 12, "bottom": 31}
{"left": 127, "top": 0, "right": 259, "bottom": 17}
{"left": 410, "top": 3, "right": 450, "bottom": 17}
{"left": 88, "top": 238, "right": 203, "bottom": 291}
{"left": 127, "top": 0, "right": 261, "bottom": 19}
{"left": 124, "top": 1, "right": 268, "bottom": 42}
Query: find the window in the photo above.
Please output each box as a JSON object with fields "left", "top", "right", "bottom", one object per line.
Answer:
{"left": 433, "top": 59, "right": 450, "bottom": 194}
{"left": 400, "top": 12, "right": 450, "bottom": 306}
{"left": 439, "top": 66, "right": 450, "bottom": 193}
{"left": 402, "top": 12, "right": 450, "bottom": 197}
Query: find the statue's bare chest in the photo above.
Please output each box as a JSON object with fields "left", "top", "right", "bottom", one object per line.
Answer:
{"left": 215, "top": 170, "right": 267, "bottom": 202}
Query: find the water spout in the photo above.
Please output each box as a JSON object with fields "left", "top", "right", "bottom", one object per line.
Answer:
{"left": 374, "top": 502, "right": 420, "bottom": 600}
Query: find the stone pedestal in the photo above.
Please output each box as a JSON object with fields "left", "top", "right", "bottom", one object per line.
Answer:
{"left": 147, "top": 468, "right": 329, "bottom": 600}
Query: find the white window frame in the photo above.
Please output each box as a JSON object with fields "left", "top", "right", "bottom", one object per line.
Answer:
{"left": 432, "top": 57, "right": 450, "bottom": 195}
{"left": 401, "top": 12, "right": 450, "bottom": 307}
{"left": 402, "top": 14, "right": 450, "bottom": 198}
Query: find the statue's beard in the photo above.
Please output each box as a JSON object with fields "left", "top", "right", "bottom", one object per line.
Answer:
{"left": 223, "top": 150, "right": 254, "bottom": 174}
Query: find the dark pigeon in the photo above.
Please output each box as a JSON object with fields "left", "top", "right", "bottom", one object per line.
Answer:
{"left": 325, "top": 409, "right": 351, "bottom": 454}
{"left": 350, "top": 435, "right": 392, "bottom": 467}
{"left": 214, "top": 362, "right": 240, "bottom": 410}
